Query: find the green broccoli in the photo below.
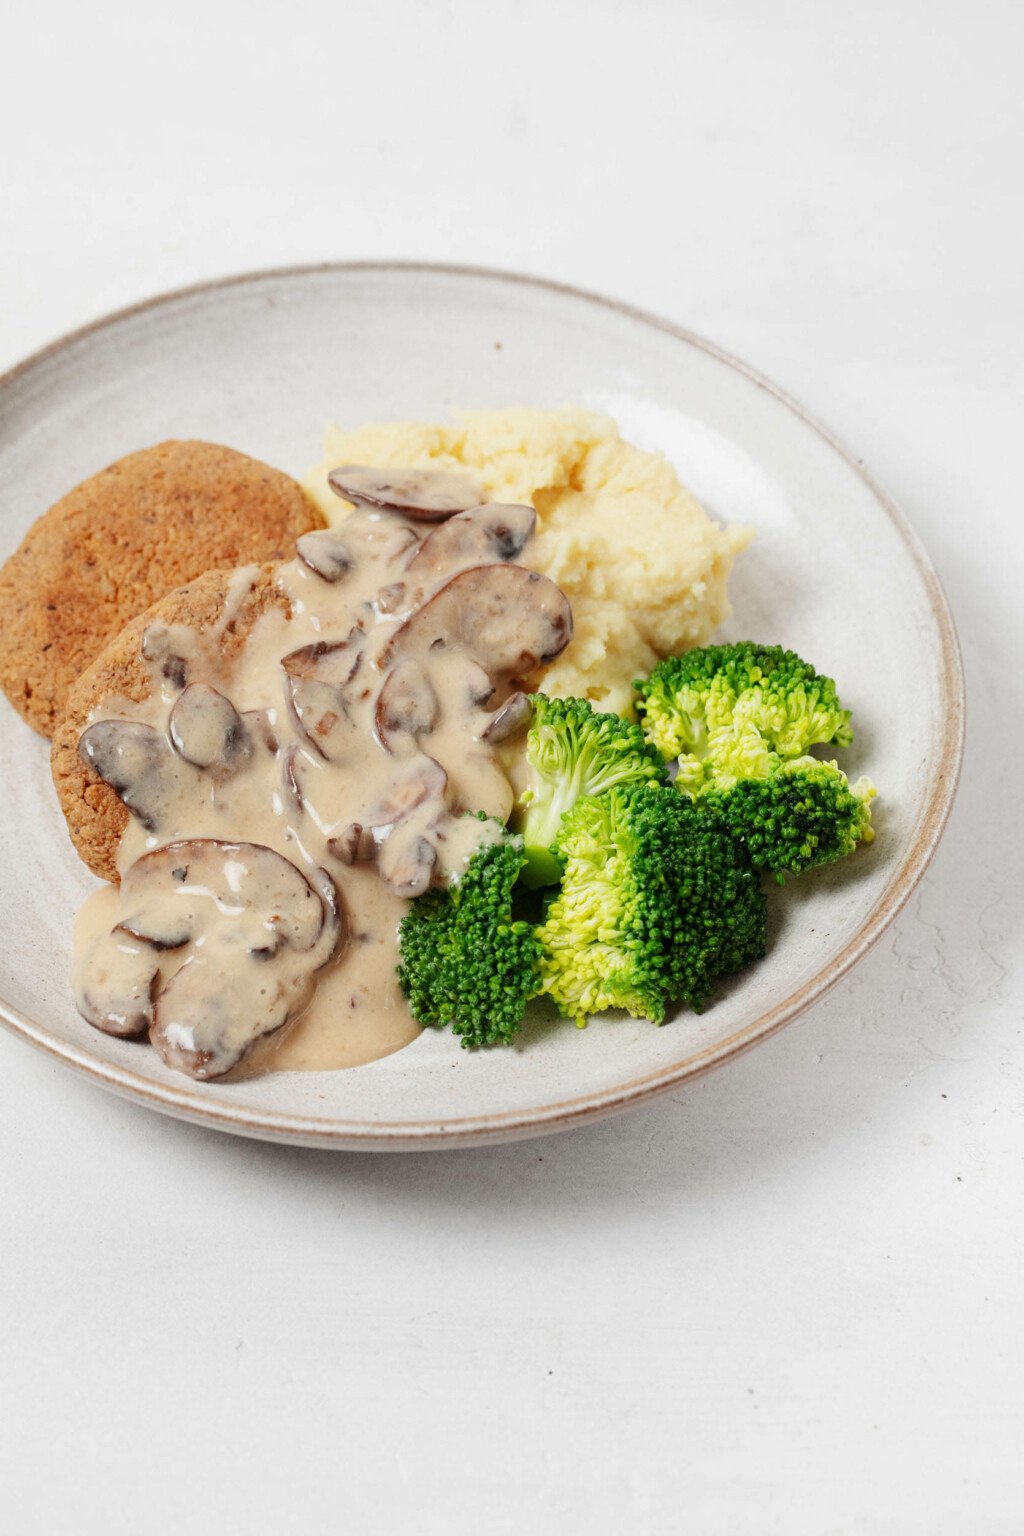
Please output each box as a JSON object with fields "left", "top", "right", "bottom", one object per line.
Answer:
{"left": 634, "top": 642, "right": 854, "bottom": 793}
{"left": 397, "top": 826, "right": 540, "bottom": 1048}
{"left": 700, "top": 757, "right": 876, "bottom": 881}
{"left": 535, "top": 783, "right": 767, "bottom": 1026}
{"left": 513, "top": 693, "right": 666, "bottom": 888}
{"left": 635, "top": 643, "right": 875, "bottom": 879}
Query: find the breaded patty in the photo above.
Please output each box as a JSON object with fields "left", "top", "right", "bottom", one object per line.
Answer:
{"left": 0, "top": 441, "right": 321, "bottom": 736}
{"left": 51, "top": 565, "right": 291, "bottom": 883}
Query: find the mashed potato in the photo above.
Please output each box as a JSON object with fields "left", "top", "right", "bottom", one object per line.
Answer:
{"left": 305, "top": 407, "right": 752, "bottom": 715}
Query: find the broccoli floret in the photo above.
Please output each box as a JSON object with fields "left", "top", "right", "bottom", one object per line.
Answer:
{"left": 535, "top": 784, "right": 766, "bottom": 1025}
{"left": 635, "top": 643, "right": 875, "bottom": 879}
{"left": 514, "top": 693, "right": 666, "bottom": 888}
{"left": 397, "top": 827, "right": 540, "bottom": 1048}
{"left": 700, "top": 758, "right": 876, "bottom": 882}
{"left": 634, "top": 642, "right": 853, "bottom": 791}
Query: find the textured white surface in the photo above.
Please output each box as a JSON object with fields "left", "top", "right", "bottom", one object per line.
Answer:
{"left": 0, "top": 1, "right": 1020, "bottom": 1531}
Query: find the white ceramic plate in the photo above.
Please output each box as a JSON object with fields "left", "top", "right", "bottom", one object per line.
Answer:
{"left": 0, "top": 263, "right": 963, "bottom": 1149}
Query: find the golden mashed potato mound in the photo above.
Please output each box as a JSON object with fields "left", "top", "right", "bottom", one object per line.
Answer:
{"left": 305, "top": 407, "right": 752, "bottom": 715}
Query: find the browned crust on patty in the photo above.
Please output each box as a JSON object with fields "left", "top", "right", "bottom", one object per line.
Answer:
{"left": 0, "top": 440, "right": 322, "bottom": 737}
{"left": 51, "top": 565, "right": 292, "bottom": 883}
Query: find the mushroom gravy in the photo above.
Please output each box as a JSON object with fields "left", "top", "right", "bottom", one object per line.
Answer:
{"left": 71, "top": 468, "right": 573, "bottom": 1080}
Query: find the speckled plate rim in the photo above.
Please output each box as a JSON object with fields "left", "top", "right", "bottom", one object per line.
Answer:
{"left": 0, "top": 260, "right": 965, "bottom": 1150}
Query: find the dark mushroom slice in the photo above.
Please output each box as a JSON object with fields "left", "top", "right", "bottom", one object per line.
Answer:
{"left": 309, "top": 865, "right": 345, "bottom": 957}
{"left": 406, "top": 503, "right": 537, "bottom": 577}
{"left": 375, "top": 582, "right": 407, "bottom": 615}
{"left": 150, "top": 872, "right": 345, "bottom": 1080}
{"left": 140, "top": 623, "right": 192, "bottom": 691}
{"left": 373, "top": 755, "right": 448, "bottom": 823}
{"left": 340, "top": 514, "right": 421, "bottom": 567}
{"left": 328, "top": 464, "right": 486, "bottom": 522}
{"left": 377, "top": 829, "right": 438, "bottom": 898}
{"left": 114, "top": 844, "right": 346, "bottom": 1080}
{"left": 326, "top": 757, "right": 447, "bottom": 867}
{"left": 120, "top": 839, "right": 328, "bottom": 954}
{"left": 169, "top": 684, "right": 252, "bottom": 772}
{"left": 282, "top": 745, "right": 305, "bottom": 814}
{"left": 118, "top": 916, "right": 191, "bottom": 951}
{"left": 281, "top": 632, "right": 364, "bottom": 762}
{"left": 281, "top": 633, "right": 364, "bottom": 687}
{"left": 460, "top": 660, "right": 495, "bottom": 707}
{"left": 480, "top": 690, "right": 531, "bottom": 743}
{"left": 326, "top": 822, "right": 375, "bottom": 866}
{"left": 242, "top": 708, "right": 279, "bottom": 755}
{"left": 374, "top": 661, "right": 439, "bottom": 753}
{"left": 78, "top": 719, "right": 185, "bottom": 834}
{"left": 296, "top": 529, "right": 354, "bottom": 583}
{"left": 74, "top": 928, "right": 159, "bottom": 1038}
{"left": 384, "top": 526, "right": 422, "bottom": 564}
{"left": 381, "top": 565, "right": 573, "bottom": 682}
{"left": 285, "top": 683, "right": 355, "bottom": 764}
{"left": 151, "top": 953, "right": 269, "bottom": 1079}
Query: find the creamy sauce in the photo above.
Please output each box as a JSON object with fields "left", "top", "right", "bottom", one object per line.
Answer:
{"left": 261, "top": 871, "right": 418, "bottom": 1072}
{"left": 71, "top": 474, "right": 572, "bottom": 1080}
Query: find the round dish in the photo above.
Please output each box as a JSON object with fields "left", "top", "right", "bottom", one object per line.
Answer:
{"left": 0, "top": 263, "right": 964, "bottom": 1150}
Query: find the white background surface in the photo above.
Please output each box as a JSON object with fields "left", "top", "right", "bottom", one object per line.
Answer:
{"left": 1, "top": 2, "right": 1021, "bottom": 1532}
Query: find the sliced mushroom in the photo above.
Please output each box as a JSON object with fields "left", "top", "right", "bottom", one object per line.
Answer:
{"left": 306, "top": 865, "right": 344, "bottom": 963}
{"left": 462, "top": 661, "right": 495, "bottom": 707}
{"left": 384, "top": 526, "right": 422, "bottom": 563}
{"left": 374, "top": 756, "right": 448, "bottom": 821}
{"left": 78, "top": 720, "right": 184, "bottom": 834}
{"left": 118, "top": 915, "right": 191, "bottom": 951}
{"left": 151, "top": 953, "right": 274, "bottom": 1079}
{"left": 377, "top": 830, "right": 437, "bottom": 898}
{"left": 333, "top": 515, "right": 422, "bottom": 567}
{"left": 150, "top": 860, "right": 344, "bottom": 1080}
{"left": 326, "top": 758, "right": 447, "bottom": 869}
{"left": 374, "top": 661, "right": 439, "bottom": 752}
{"left": 242, "top": 709, "right": 279, "bottom": 755}
{"left": 382, "top": 565, "right": 572, "bottom": 682}
{"left": 281, "top": 634, "right": 363, "bottom": 687}
{"left": 286, "top": 686, "right": 352, "bottom": 763}
{"left": 169, "top": 684, "right": 251, "bottom": 771}
{"left": 328, "top": 464, "right": 485, "bottom": 522}
{"left": 100, "top": 841, "right": 347, "bottom": 1080}
{"left": 326, "top": 823, "right": 375, "bottom": 865}
{"left": 481, "top": 690, "right": 531, "bottom": 742}
{"left": 376, "top": 582, "right": 407, "bottom": 615}
{"left": 296, "top": 529, "right": 354, "bottom": 583}
{"left": 121, "top": 839, "right": 327, "bottom": 954}
{"left": 140, "top": 624, "right": 191, "bottom": 690}
{"left": 281, "top": 632, "right": 364, "bottom": 762}
{"left": 74, "top": 927, "right": 159, "bottom": 1038}
{"left": 282, "top": 745, "right": 304, "bottom": 814}
{"left": 406, "top": 503, "right": 536, "bottom": 576}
